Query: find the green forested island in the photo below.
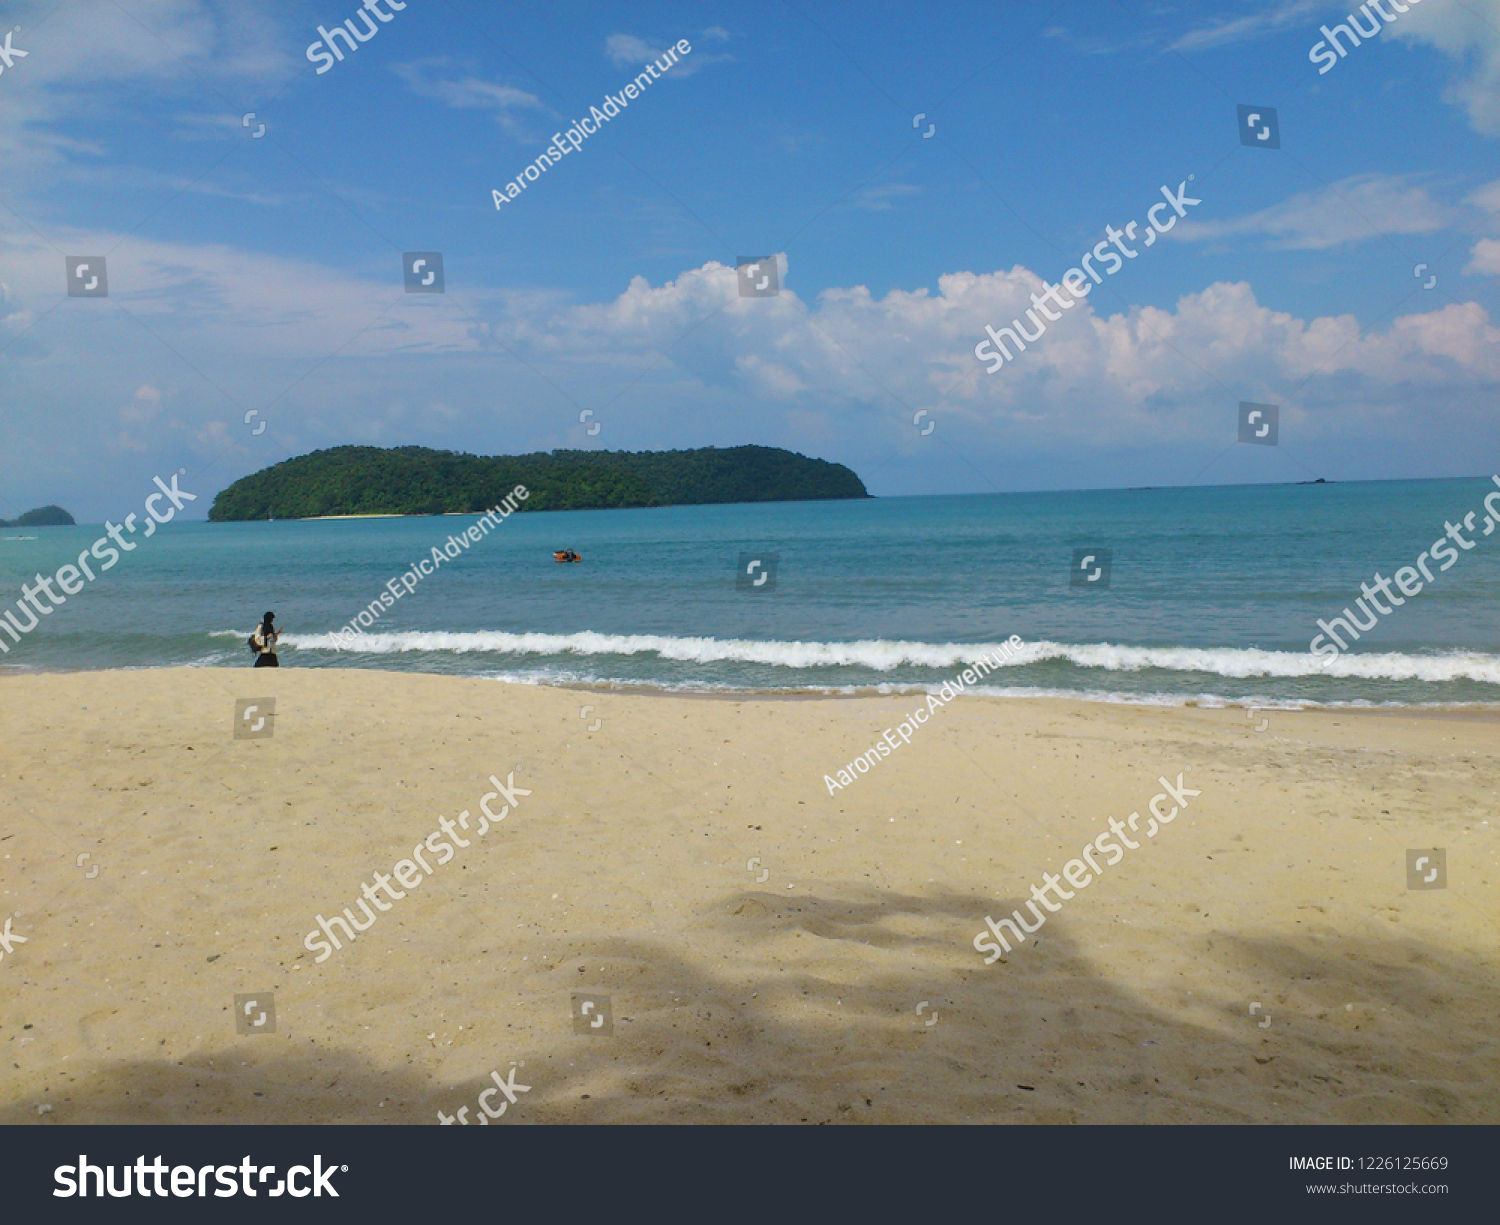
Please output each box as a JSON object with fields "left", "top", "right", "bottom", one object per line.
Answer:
{"left": 207, "top": 445, "right": 870, "bottom": 520}
{"left": 1, "top": 505, "right": 75, "bottom": 528}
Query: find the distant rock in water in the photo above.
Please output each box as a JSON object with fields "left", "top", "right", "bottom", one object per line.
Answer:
{"left": 208, "top": 445, "right": 872, "bottom": 520}
{"left": 0, "top": 505, "right": 75, "bottom": 528}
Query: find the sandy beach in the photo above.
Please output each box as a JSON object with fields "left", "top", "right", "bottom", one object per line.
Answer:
{"left": 1, "top": 667, "right": 1496, "bottom": 1124}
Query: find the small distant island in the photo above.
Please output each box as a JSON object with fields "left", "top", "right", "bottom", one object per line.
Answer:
{"left": 207, "top": 445, "right": 871, "bottom": 521}
{"left": 1, "top": 505, "right": 75, "bottom": 528}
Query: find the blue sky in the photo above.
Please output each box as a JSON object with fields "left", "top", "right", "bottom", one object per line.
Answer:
{"left": 1, "top": 0, "right": 1498, "bottom": 520}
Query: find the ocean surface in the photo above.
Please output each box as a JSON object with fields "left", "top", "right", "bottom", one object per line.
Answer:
{"left": 4, "top": 477, "right": 1500, "bottom": 707}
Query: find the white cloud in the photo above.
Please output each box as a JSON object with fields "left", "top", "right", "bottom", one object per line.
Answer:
{"left": 1467, "top": 177, "right": 1500, "bottom": 217}
{"left": 1466, "top": 237, "right": 1500, "bottom": 274}
{"left": 849, "top": 183, "right": 923, "bottom": 212}
{"left": 0, "top": 282, "right": 32, "bottom": 334}
{"left": 0, "top": 0, "right": 294, "bottom": 186}
{"left": 605, "top": 34, "right": 662, "bottom": 68}
{"left": 736, "top": 352, "right": 810, "bottom": 397}
{"left": 462, "top": 255, "right": 1500, "bottom": 454}
{"left": 1388, "top": 0, "right": 1500, "bottom": 136}
{"left": 389, "top": 59, "right": 546, "bottom": 134}
{"left": 120, "top": 385, "right": 162, "bottom": 425}
{"left": 6, "top": 0, "right": 285, "bottom": 87}
{"left": 1458, "top": 179, "right": 1500, "bottom": 273}
{"left": 604, "top": 32, "right": 730, "bottom": 76}
{"left": 2, "top": 223, "right": 1497, "bottom": 513}
{"left": 1176, "top": 175, "right": 1456, "bottom": 249}
{"left": 1167, "top": 0, "right": 1321, "bottom": 52}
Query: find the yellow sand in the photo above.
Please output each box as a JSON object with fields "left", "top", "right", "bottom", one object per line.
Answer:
{"left": 1, "top": 668, "right": 1496, "bottom": 1124}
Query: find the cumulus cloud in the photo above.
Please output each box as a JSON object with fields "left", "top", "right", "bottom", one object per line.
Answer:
{"left": 1457, "top": 179, "right": 1500, "bottom": 275}
{"left": 1467, "top": 238, "right": 1500, "bottom": 275}
{"left": 1388, "top": 0, "right": 1500, "bottom": 136}
{"left": 1467, "top": 178, "right": 1500, "bottom": 216}
{"left": 109, "top": 381, "right": 166, "bottom": 454}
{"left": 12, "top": 231, "right": 1500, "bottom": 435}
{"left": 1176, "top": 175, "right": 1456, "bottom": 249}
{"left": 453, "top": 254, "right": 1500, "bottom": 455}
{"left": 3, "top": 224, "right": 1497, "bottom": 512}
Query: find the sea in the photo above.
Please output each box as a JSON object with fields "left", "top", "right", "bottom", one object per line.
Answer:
{"left": 4, "top": 476, "right": 1499, "bottom": 708}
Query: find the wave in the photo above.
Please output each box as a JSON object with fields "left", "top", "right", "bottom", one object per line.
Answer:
{"left": 284, "top": 629, "right": 1026, "bottom": 668}
{"left": 275, "top": 630, "right": 1500, "bottom": 686}
{"left": 1021, "top": 641, "right": 1500, "bottom": 685}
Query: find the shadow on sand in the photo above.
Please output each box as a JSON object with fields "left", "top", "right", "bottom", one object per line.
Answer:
{"left": 3, "top": 881, "right": 1495, "bottom": 1124}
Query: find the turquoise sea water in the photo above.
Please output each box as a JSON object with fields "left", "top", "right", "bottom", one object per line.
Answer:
{"left": 3, "top": 477, "right": 1499, "bottom": 706}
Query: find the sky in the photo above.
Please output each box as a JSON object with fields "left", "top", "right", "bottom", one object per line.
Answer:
{"left": 0, "top": 0, "right": 1497, "bottom": 520}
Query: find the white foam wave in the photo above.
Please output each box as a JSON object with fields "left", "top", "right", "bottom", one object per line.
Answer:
{"left": 279, "top": 630, "right": 1500, "bottom": 686}
{"left": 286, "top": 629, "right": 1028, "bottom": 669}
{"left": 1016, "top": 641, "right": 1500, "bottom": 685}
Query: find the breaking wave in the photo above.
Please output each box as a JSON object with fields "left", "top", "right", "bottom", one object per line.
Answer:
{"left": 271, "top": 630, "right": 1500, "bottom": 686}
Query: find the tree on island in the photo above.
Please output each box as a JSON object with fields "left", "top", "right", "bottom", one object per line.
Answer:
{"left": 207, "top": 445, "right": 871, "bottom": 521}
{"left": 0, "top": 505, "right": 75, "bottom": 528}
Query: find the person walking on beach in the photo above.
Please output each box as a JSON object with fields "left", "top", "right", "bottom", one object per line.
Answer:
{"left": 251, "top": 611, "right": 282, "bottom": 667}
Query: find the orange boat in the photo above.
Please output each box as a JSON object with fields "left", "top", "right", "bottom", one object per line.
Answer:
{"left": 553, "top": 550, "right": 582, "bottom": 563}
